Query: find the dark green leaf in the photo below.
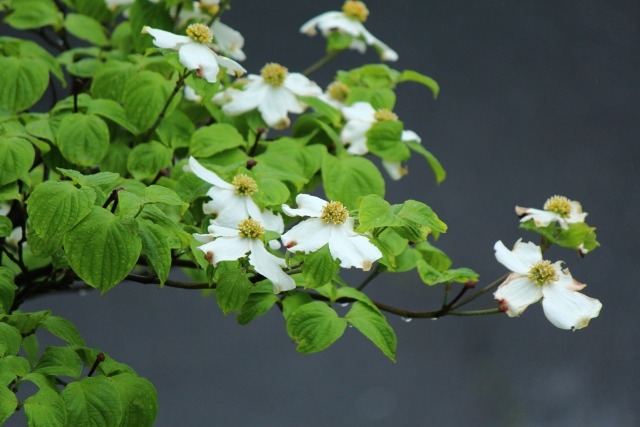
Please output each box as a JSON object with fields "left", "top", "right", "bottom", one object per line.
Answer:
{"left": 24, "top": 387, "right": 67, "bottom": 427}
{"left": 216, "top": 269, "right": 253, "bottom": 315}
{"left": 345, "top": 302, "right": 397, "bottom": 361}
{"left": 138, "top": 220, "right": 171, "bottom": 286}
{"left": 322, "top": 154, "right": 385, "bottom": 210}
{"left": 56, "top": 113, "right": 110, "bottom": 166}
{"left": 302, "top": 244, "right": 340, "bottom": 288}
{"left": 286, "top": 301, "right": 347, "bottom": 354}
{"left": 34, "top": 346, "right": 83, "bottom": 378}
{"left": 61, "top": 376, "right": 123, "bottom": 427}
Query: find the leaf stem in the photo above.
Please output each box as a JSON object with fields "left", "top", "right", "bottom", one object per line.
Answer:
{"left": 357, "top": 264, "right": 381, "bottom": 291}
{"left": 302, "top": 50, "right": 342, "bottom": 77}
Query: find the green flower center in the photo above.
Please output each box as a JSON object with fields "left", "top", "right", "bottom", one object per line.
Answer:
{"left": 342, "top": 1, "right": 369, "bottom": 22}
{"left": 320, "top": 201, "right": 349, "bottom": 225}
{"left": 374, "top": 108, "right": 398, "bottom": 122}
{"left": 186, "top": 23, "right": 213, "bottom": 44}
{"left": 543, "top": 195, "right": 571, "bottom": 216}
{"left": 261, "top": 63, "right": 288, "bottom": 87}
{"left": 237, "top": 218, "right": 265, "bottom": 239}
{"left": 232, "top": 174, "right": 257, "bottom": 196}
{"left": 327, "top": 81, "right": 350, "bottom": 102}
{"left": 527, "top": 260, "right": 558, "bottom": 286}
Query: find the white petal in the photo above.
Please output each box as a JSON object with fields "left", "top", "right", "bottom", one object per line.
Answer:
{"left": 258, "top": 87, "right": 299, "bottom": 127}
{"left": 381, "top": 160, "right": 406, "bottom": 180}
{"left": 541, "top": 281, "right": 602, "bottom": 330}
{"left": 349, "top": 39, "right": 367, "bottom": 53}
{"left": 193, "top": 233, "right": 215, "bottom": 243}
{"left": 342, "top": 102, "right": 376, "bottom": 121}
{"left": 281, "top": 218, "right": 331, "bottom": 253}
{"left": 282, "top": 194, "right": 326, "bottom": 218}
{"left": 327, "top": 225, "right": 382, "bottom": 270}
{"left": 360, "top": 27, "right": 398, "bottom": 61}
{"left": 206, "top": 224, "right": 240, "bottom": 237}
{"left": 211, "top": 20, "right": 246, "bottom": 61}
{"left": 142, "top": 26, "right": 190, "bottom": 49}
{"left": 179, "top": 43, "right": 220, "bottom": 83}
{"left": 259, "top": 209, "right": 285, "bottom": 233}
{"left": 183, "top": 85, "right": 202, "bottom": 102}
{"left": 517, "top": 207, "right": 561, "bottom": 227}
{"left": 214, "top": 53, "right": 247, "bottom": 76}
{"left": 494, "top": 240, "right": 540, "bottom": 274}
{"left": 189, "top": 157, "right": 234, "bottom": 189}
{"left": 300, "top": 11, "right": 343, "bottom": 35}
{"left": 198, "top": 236, "right": 249, "bottom": 265}
{"left": 248, "top": 240, "right": 296, "bottom": 293}
{"left": 222, "top": 80, "right": 267, "bottom": 116}
{"left": 283, "top": 73, "right": 322, "bottom": 97}
{"left": 341, "top": 119, "right": 371, "bottom": 155}
{"left": 493, "top": 274, "right": 543, "bottom": 317}
{"left": 401, "top": 129, "right": 421, "bottom": 143}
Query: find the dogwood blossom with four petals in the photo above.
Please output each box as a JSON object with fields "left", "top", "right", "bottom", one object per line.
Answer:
{"left": 194, "top": 218, "right": 295, "bottom": 293}
{"left": 217, "top": 63, "right": 322, "bottom": 129}
{"left": 280, "top": 194, "right": 382, "bottom": 271}
{"left": 515, "top": 195, "right": 587, "bottom": 230}
{"left": 142, "top": 23, "right": 246, "bottom": 83}
{"left": 493, "top": 239, "right": 601, "bottom": 330}
{"left": 300, "top": 1, "right": 398, "bottom": 61}
{"left": 187, "top": 157, "right": 283, "bottom": 232}
{"left": 340, "top": 101, "right": 419, "bottom": 179}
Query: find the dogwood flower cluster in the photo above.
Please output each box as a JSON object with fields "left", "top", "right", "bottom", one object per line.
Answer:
{"left": 516, "top": 195, "right": 587, "bottom": 229}
{"left": 493, "top": 240, "right": 601, "bottom": 330}
{"left": 301, "top": 1, "right": 398, "bottom": 61}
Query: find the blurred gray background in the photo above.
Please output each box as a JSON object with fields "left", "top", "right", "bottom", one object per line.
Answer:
{"left": 12, "top": 1, "right": 640, "bottom": 426}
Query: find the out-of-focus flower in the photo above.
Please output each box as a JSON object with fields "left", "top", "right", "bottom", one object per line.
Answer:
{"left": 281, "top": 194, "right": 382, "bottom": 271}
{"left": 187, "top": 157, "right": 283, "bottom": 232}
{"left": 142, "top": 24, "right": 246, "bottom": 83}
{"left": 218, "top": 63, "right": 322, "bottom": 129}
{"left": 515, "top": 195, "right": 587, "bottom": 229}
{"left": 493, "top": 239, "right": 601, "bottom": 330}
{"left": 300, "top": 1, "right": 398, "bottom": 61}
{"left": 318, "top": 81, "right": 351, "bottom": 110}
{"left": 194, "top": 219, "right": 295, "bottom": 293}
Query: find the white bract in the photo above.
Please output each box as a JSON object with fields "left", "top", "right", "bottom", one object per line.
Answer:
{"left": 280, "top": 194, "right": 382, "bottom": 271}
{"left": 300, "top": 1, "right": 398, "bottom": 61}
{"left": 317, "top": 81, "right": 351, "bottom": 110}
{"left": 341, "top": 102, "right": 418, "bottom": 180}
{"left": 515, "top": 195, "right": 587, "bottom": 229}
{"left": 142, "top": 24, "right": 246, "bottom": 83}
{"left": 187, "top": 157, "right": 283, "bottom": 232}
{"left": 194, "top": 218, "right": 295, "bottom": 294}
{"left": 217, "top": 63, "right": 322, "bottom": 129}
{"left": 493, "top": 239, "right": 601, "bottom": 330}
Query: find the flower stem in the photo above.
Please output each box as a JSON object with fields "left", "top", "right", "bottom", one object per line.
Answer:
{"left": 302, "top": 50, "right": 342, "bottom": 77}
{"left": 357, "top": 265, "right": 381, "bottom": 291}
{"left": 451, "top": 273, "right": 508, "bottom": 310}
{"left": 143, "top": 72, "right": 187, "bottom": 140}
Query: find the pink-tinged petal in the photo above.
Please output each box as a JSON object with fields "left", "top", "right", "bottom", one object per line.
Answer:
{"left": 494, "top": 240, "right": 534, "bottom": 274}
{"left": 142, "top": 26, "right": 190, "bottom": 49}
{"left": 401, "top": 130, "right": 421, "bottom": 143}
{"left": 511, "top": 239, "right": 543, "bottom": 268}
{"left": 258, "top": 87, "right": 299, "bottom": 127}
{"left": 541, "top": 282, "right": 602, "bottom": 330}
{"left": 327, "top": 226, "right": 382, "bottom": 270}
{"left": 281, "top": 218, "right": 331, "bottom": 252}
{"left": 179, "top": 43, "right": 220, "bottom": 82}
{"left": 214, "top": 53, "right": 246, "bottom": 76}
{"left": 189, "top": 157, "right": 234, "bottom": 189}
{"left": 282, "top": 194, "right": 326, "bottom": 218}
{"left": 381, "top": 160, "right": 406, "bottom": 180}
{"left": 248, "top": 240, "right": 295, "bottom": 293}
{"left": 197, "top": 236, "right": 249, "bottom": 265}
{"left": 493, "top": 274, "right": 542, "bottom": 317}
{"left": 342, "top": 102, "right": 376, "bottom": 121}
{"left": 222, "top": 80, "right": 267, "bottom": 116}
{"left": 283, "top": 73, "right": 322, "bottom": 97}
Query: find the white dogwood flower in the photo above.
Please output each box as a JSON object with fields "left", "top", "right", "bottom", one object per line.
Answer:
{"left": 187, "top": 157, "right": 283, "bottom": 232}
{"left": 219, "top": 63, "right": 322, "bottom": 129}
{"left": 317, "top": 81, "right": 351, "bottom": 110}
{"left": 194, "top": 218, "right": 295, "bottom": 293}
{"left": 493, "top": 239, "right": 601, "bottom": 330}
{"left": 515, "top": 195, "right": 587, "bottom": 229}
{"left": 281, "top": 194, "right": 382, "bottom": 271}
{"left": 300, "top": 1, "right": 398, "bottom": 61}
{"left": 142, "top": 23, "right": 245, "bottom": 83}
{"left": 341, "top": 102, "right": 418, "bottom": 180}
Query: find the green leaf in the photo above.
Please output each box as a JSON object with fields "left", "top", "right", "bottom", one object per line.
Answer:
{"left": 91, "top": 61, "right": 136, "bottom": 103}
{"left": 406, "top": 140, "right": 446, "bottom": 184}
{"left": 286, "top": 301, "right": 347, "bottom": 354}
{"left": 34, "top": 346, "right": 83, "bottom": 378}
{"left": 282, "top": 292, "right": 314, "bottom": 319}
{"left": 129, "top": 0, "right": 173, "bottom": 52}
{"left": 74, "top": 348, "right": 134, "bottom": 377}
{"left": 57, "top": 168, "right": 119, "bottom": 189}
{"left": 64, "top": 207, "right": 142, "bottom": 292}
{"left": 216, "top": 269, "right": 253, "bottom": 315}
{"left": 3, "top": 0, "right": 62, "bottom": 30}
{"left": 0, "top": 386, "right": 18, "bottom": 424}
{"left": 3, "top": 310, "right": 51, "bottom": 335}
{"left": 302, "top": 245, "right": 340, "bottom": 288}
{"left": 87, "top": 98, "right": 139, "bottom": 134}
{"left": 127, "top": 141, "right": 172, "bottom": 181}
{"left": 394, "top": 200, "right": 447, "bottom": 240}
{"left": 68, "top": 0, "right": 112, "bottom": 22}
{"left": 0, "top": 57, "right": 49, "bottom": 113}
{"left": 0, "top": 216, "right": 11, "bottom": 238}
{"left": 0, "top": 136, "right": 35, "bottom": 186}
{"left": 110, "top": 373, "right": 158, "bottom": 427}
{"left": 0, "top": 268, "right": 17, "bottom": 315}
{"left": 143, "top": 185, "right": 188, "bottom": 212}
{"left": 62, "top": 376, "right": 123, "bottom": 427}
{"left": 22, "top": 334, "right": 40, "bottom": 366}
{"left": 297, "top": 96, "right": 342, "bottom": 126}
{"left": 0, "top": 322, "right": 21, "bottom": 357}
{"left": 137, "top": 220, "right": 171, "bottom": 286}
{"left": 24, "top": 387, "right": 67, "bottom": 427}
{"left": 416, "top": 260, "right": 478, "bottom": 285}
{"left": 346, "top": 87, "right": 396, "bottom": 110}
{"left": 56, "top": 113, "right": 110, "bottom": 166}
{"left": 322, "top": 155, "right": 385, "bottom": 210}
{"left": 64, "top": 13, "right": 109, "bottom": 46}
{"left": 358, "top": 195, "right": 396, "bottom": 230}
{"left": 0, "top": 355, "right": 30, "bottom": 386}
{"left": 251, "top": 177, "right": 291, "bottom": 207}
{"left": 27, "top": 181, "right": 96, "bottom": 239}
{"left": 99, "top": 141, "right": 131, "bottom": 177}
{"left": 399, "top": 70, "right": 440, "bottom": 99}
{"left": 415, "top": 241, "right": 452, "bottom": 272}
{"left": 236, "top": 288, "right": 279, "bottom": 325}
{"left": 345, "top": 302, "right": 397, "bottom": 361}
{"left": 155, "top": 110, "right": 194, "bottom": 148}
{"left": 66, "top": 58, "right": 103, "bottom": 78}
{"left": 520, "top": 221, "right": 600, "bottom": 253}
{"left": 41, "top": 316, "right": 86, "bottom": 347}
{"left": 190, "top": 123, "right": 246, "bottom": 158}
{"left": 366, "top": 120, "right": 410, "bottom": 162}
{"left": 123, "top": 70, "right": 173, "bottom": 134}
